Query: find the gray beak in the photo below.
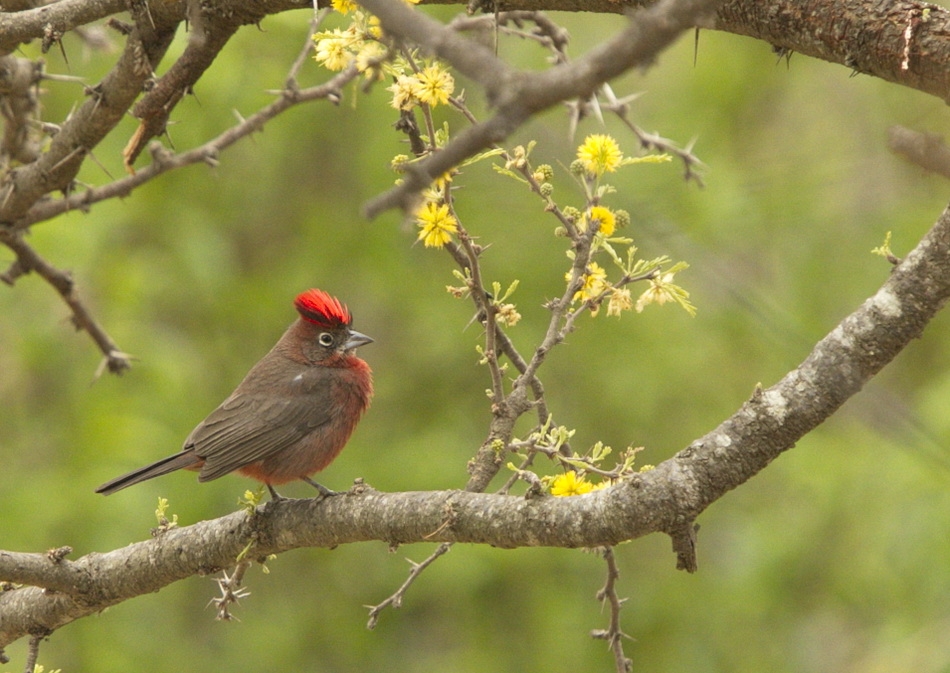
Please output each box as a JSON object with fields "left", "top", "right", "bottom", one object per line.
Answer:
{"left": 344, "top": 330, "right": 374, "bottom": 351}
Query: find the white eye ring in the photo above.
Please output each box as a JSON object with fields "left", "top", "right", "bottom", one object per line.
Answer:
{"left": 318, "top": 333, "right": 334, "bottom": 347}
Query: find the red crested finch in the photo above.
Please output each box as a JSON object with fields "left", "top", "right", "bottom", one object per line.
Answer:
{"left": 96, "top": 288, "right": 373, "bottom": 499}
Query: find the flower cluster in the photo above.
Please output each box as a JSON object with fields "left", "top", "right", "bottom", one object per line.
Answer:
{"left": 312, "top": 13, "right": 386, "bottom": 75}
{"left": 314, "top": 0, "right": 443, "bottom": 87}
{"left": 565, "top": 135, "right": 693, "bottom": 317}
{"left": 388, "top": 63, "right": 455, "bottom": 111}
{"left": 507, "top": 423, "right": 648, "bottom": 497}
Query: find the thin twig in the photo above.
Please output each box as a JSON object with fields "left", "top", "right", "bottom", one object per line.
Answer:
{"left": 285, "top": 10, "right": 332, "bottom": 89}
{"left": 210, "top": 561, "right": 252, "bottom": 621}
{"left": 366, "top": 542, "right": 452, "bottom": 629}
{"left": 12, "top": 64, "right": 361, "bottom": 231}
{"left": 592, "top": 547, "right": 632, "bottom": 673}
{"left": 0, "top": 229, "right": 133, "bottom": 374}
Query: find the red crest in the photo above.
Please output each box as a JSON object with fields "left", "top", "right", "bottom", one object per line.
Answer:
{"left": 294, "top": 289, "right": 352, "bottom": 328}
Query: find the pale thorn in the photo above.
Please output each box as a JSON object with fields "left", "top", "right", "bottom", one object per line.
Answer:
{"left": 589, "top": 93, "right": 605, "bottom": 125}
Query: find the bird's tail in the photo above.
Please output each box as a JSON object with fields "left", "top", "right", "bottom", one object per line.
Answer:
{"left": 95, "top": 451, "right": 201, "bottom": 495}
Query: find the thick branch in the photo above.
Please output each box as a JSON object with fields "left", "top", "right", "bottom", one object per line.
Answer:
{"left": 712, "top": 0, "right": 950, "bottom": 102}
{"left": 0, "top": 0, "right": 127, "bottom": 55}
{"left": 6, "top": 196, "right": 950, "bottom": 647}
{"left": 425, "top": 0, "right": 950, "bottom": 103}
{"left": 0, "top": 10, "right": 178, "bottom": 225}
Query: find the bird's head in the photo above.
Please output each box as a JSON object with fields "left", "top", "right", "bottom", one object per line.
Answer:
{"left": 294, "top": 289, "right": 373, "bottom": 363}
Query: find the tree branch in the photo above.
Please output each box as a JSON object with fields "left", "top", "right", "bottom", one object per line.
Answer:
{"left": 9, "top": 64, "right": 360, "bottom": 230}
{"left": 0, "top": 230, "right": 132, "bottom": 373}
{"left": 4, "top": 191, "right": 950, "bottom": 645}
{"left": 424, "top": 0, "right": 950, "bottom": 102}
{"left": 0, "top": 0, "right": 127, "bottom": 55}
{"left": 362, "top": 0, "right": 724, "bottom": 216}
{"left": 888, "top": 124, "right": 950, "bottom": 179}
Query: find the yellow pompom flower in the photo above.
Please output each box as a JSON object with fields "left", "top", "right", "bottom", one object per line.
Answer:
{"left": 415, "top": 63, "right": 455, "bottom": 107}
{"left": 313, "top": 30, "right": 354, "bottom": 71}
{"left": 416, "top": 202, "right": 458, "bottom": 248}
{"left": 388, "top": 74, "right": 421, "bottom": 110}
{"left": 331, "top": 0, "right": 358, "bottom": 14}
{"left": 550, "top": 471, "right": 594, "bottom": 496}
{"left": 355, "top": 41, "right": 387, "bottom": 78}
{"left": 496, "top": 303, "right": 521, "bottom": 327}
{"left": 606, "top": 287, "right": 632, "bottom": 317}
{"left": 569, "top": 261, "right": 608, "bottom": 303}
{"left": 577, "top": 134, "right": 623, "bottom": 177}
{"left": 582, "top": 206, "right": 616, "bottom": 236}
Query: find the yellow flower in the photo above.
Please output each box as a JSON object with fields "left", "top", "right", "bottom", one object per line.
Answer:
{"left": 416, "top": 202, "right": 458, "bottom": 248}
{"left": 581, "top": 206, "right": 616, "bottom": 236}
{"left": 313, "top": 30, "right": 354, "bottom": 71}
{"left": 388, "top": 74, "right": 421, "bottom": 110}
{"left": 635, "top": 267, "right": 696, "bottom": 316}
{"left": 568, "top": 262, "right": 608, "bottom": 303}
{"left": 331, "top": 0, "right": 357, "bottom": 14}
{"left": 496, "top": 303, "right": 521, "bottom": 327}
{"left": 365, "top": 14, "right": 383, "bottom": 39}
{"left": 577, "top": 134, "right": 623, "bottom": 177}
{"left": 355, "top": 41, "right": 387, "bottom": 78}
{"left": 606, "top": 287, "right": 632, "bottom": 317}
{"left": 636, "top": 273, "right": 676, "bottom": 311}
{"left": 416, "top": 64, "right": 455, "bottom": 107}
{"left": 551, "top": 471, "right": 594, "bottom": 496}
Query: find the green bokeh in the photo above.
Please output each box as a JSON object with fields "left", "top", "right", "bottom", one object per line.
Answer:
{"left": 2, "top": 9, "right": 950, "bottom": 673}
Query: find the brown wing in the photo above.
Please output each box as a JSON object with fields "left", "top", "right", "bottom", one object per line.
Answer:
{"left": 187, "top": 367, "right": 338, "bottom": 482}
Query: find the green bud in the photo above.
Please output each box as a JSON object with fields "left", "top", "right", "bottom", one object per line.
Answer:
{"left": 614, "top": 209, "right": 630, "bottom": 229}
{"left": 562, "top": 206, "right": 581, "bottom": 223}
{"left": 535, "top": 164, "right": 554, "bottom": 182}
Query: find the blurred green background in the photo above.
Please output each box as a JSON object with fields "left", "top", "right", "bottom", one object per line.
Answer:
{"left": 3, "top": 6, "right": 950, "bottom": 673}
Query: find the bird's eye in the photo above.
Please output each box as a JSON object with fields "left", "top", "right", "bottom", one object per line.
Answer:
{"left": 318, "top": 332, "right": 334, "bottom": 347}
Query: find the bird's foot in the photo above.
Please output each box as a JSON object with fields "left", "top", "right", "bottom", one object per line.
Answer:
{"left": 301, "top": 477, "right": 341, "bottom": 499}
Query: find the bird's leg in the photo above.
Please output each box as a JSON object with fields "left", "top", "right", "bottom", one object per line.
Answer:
{"left": 302, "top": 476, "right": 340, "bottom": 499}
{"left": 266, "top": 483, "right": 285, "bottom": 500}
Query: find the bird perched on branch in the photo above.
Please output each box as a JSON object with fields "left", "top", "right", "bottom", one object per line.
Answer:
{"left": 96, "top": 288, "right": 373, "bottom": 500}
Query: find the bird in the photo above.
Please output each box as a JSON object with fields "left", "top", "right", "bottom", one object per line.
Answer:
{"left": 96, "top": 288, "right": 373, "bottom": 500}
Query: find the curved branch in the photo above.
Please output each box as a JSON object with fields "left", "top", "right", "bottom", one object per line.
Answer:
{"left": 3, "top": 192, "right": 950, "bottom": 646}
{"left": 3, "top": 0, "right": 950, "bottom": 656}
